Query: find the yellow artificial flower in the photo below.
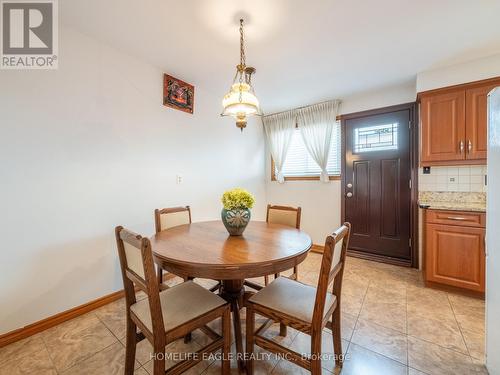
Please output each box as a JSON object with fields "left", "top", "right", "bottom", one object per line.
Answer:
{"left": 221, "top": 188, "right": 255, "bottom": 210}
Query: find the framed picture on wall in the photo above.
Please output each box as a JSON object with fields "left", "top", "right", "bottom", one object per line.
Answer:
{"left": 163, "top": 74, "right": 194, "bottom": 114}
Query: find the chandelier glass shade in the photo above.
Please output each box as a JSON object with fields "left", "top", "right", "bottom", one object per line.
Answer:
{"left": 221, "top": 19, "right": 262, "bottom": 130}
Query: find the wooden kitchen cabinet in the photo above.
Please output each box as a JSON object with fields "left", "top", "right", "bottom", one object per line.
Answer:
{"left": 424, "top": 209, "right": 485, "bottom": 293}
{"left": 420, "top": 89, "right": 465, "bottom": 163}
{"left": 466, "top": 83, "right": 498, "bottom": 160}
{"left": 419, "top": 77, "right": 500, "bottom": 166}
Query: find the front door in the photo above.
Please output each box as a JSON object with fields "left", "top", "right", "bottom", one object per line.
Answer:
{"left": 343, "top": 107, "right": 412, "bottom": 264}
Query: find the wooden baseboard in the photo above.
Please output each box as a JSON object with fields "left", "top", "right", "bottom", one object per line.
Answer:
{"left": 0, "top": 272, "right": 179, "bottom": 349}
{"left": 0, "top": 290, "right": 125, "bottom": 348}
{"left": 310, "top": 244, "right": 324, "bottom": 253}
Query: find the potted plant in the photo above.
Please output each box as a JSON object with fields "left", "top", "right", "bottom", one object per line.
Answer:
{"left": 221, "top": 188, "right": 255, "bottom": 236}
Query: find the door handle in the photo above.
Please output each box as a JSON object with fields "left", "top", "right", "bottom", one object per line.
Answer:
{"left": 346, "top": 192, "right": 353, "bottom": 198}
{"left": 446, "top": 216, "right": 468, "bottom": 221}
{"left": 459, "top": 141, "right": 464, "bottom": 153}
{"left": 468, "top": 140, "right": 472, "bottom": 153}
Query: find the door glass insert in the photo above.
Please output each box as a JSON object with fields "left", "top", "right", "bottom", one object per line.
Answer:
{"left": 354, "top": 123, "right": 398, "bottom": 152}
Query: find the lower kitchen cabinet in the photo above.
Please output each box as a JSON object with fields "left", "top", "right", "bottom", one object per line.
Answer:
{"left": 424, "top": 209, "right": 485, "bottom": 292}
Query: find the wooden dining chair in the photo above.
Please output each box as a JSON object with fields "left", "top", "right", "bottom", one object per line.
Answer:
{"left": 115, "top": 226, "right": 231, "bottom": 375}
{"left": 245, "top": 223, "right": 351, "bottom": 375}
{"left": 154, "top": 206, "right": 191, "bottom": 286}
{"left": 154, "top": 206, "right": 221, "bottom": 293}
{"left": 265, "top": 204, "right": 302, "bottom": 284}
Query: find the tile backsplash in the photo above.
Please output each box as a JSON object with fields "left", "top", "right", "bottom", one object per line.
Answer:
{"left": 418, "top": 165, "right": 487, "bottom": 192}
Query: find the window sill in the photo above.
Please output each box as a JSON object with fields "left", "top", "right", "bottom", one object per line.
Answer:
{"left": 271, "top": 175, "right": 341, "bottom": 182}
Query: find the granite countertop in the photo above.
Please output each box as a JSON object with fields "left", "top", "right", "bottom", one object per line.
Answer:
{"left": 418, "top": 191, "right": 486, "bottom": 213}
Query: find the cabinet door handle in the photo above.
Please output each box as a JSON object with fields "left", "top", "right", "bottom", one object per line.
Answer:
{"left": 459, "top": 141, "right": 464, "bottom": 153}
{"left": 468, "top": 140, "right": 472, "bottom": 153}
{"left": 446, "top": 216, "right": 467, "bottom": 221}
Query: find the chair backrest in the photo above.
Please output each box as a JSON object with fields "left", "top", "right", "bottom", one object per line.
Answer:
{"left": 154, "top": 206, "right": 191, "bottom": 233}
{"left": 312, "top": 222, "right": 351, "bottom": 328}
{"left": 115, "top": 226, "right": 164, "bottom": 334}
{"left": 266, "top": 204, "right": 301, "bottom": 229}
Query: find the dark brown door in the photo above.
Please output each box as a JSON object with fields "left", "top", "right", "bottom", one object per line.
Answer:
{"left": 343, "top": 109, "right": 411, "bottom": 263}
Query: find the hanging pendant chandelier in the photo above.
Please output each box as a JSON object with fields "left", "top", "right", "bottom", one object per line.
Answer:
{"left": 221, "top": 19, "right": 262, "bottom": 131}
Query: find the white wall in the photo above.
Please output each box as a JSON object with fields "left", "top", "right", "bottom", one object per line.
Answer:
{"left": 417, "top": 53, "right": 500, "bottom": 92}
{"left": 0, "top": 27, "right": 266, "bottom": 334}
{"left": 266, "top": 82, "right": 416, "bottom": 245}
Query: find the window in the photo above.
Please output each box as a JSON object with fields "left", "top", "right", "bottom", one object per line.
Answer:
{"left": 354, "top": 123, "right": 398, "bottom": 153}
{"left": 272, "top": 122, "right": 341, "bottom": 180}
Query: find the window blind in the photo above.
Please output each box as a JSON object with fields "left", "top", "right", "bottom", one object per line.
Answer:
{"left": 279, "top": 121, "right": 341, "bottom": 177}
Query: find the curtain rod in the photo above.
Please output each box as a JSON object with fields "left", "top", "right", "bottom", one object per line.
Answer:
{"left": 262, "top": 99, "right": 341, "bottom": 118}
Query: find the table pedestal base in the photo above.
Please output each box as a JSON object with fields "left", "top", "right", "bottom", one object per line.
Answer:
{"left": 220, "top": 279, "right": 249, "bottom": 372}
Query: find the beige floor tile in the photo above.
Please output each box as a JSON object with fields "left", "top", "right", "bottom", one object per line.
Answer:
{"left": 300, "top": 271, "right": 319, "bottom": 286}
{"left": 408, "top": 367, "right": 429, "bottom": 375}
{"left": 0, "top": 334, "right": 46, "bottom": 367}
{"left": 94, "top": 298, "right": 127, "bottom": 339}
{"left": 408, "top": 336, "right": 481, "bottom": 375}
{"left": 462, "top": 329, "right": 485, "bottom": 362}
{"left": 193, "top": 278, "right": 220, "bottom": 290}
{"left": 272, "top": 359, "right": 333, "bottom": 375}
{"left": 454, "top": 311, "right": 485, "bottom": 334}
{"left": 340, "top": 343, "right": 407, "bottom": 375}
{"left": 364, "top": 283, "right": 406, "bottom": 305}
{"left": 0, "top": 346, "right": 56, "bottom": 375}
{"left": 342, "top": 278, "right": 369, "bottom": 300}
{"left": 407, "top": 314, "right": 468, "bottom": 354}
{"left": 261, "top": 322, "right": 299, "bottom": 348}
{"left": 351, "top": 319, "right": 407, "bottom": 365}
{"left": 338, "top": 312, "right": 357, "bottom": 341}
{"left": 200, "top": 343, "right": 255, "bottom": 375}
{"left": 131, "top": 336, "right": 201, "bottom": 366}
{"left": 288, "top": 330, "right": 348, "bottom": 372}
{"left": 407, "top": 301, "right": 456, "bottom": 323}
{"left": 341, "top": 292, "right": 365, "bottom": 316}
{"left": 448, "top": 294, "right": 485, "bottom": 312}
{"left": 407, "top": 284, "right": 449, "bottom": 307}
{"left": 42, "top": 314, "right": 117, "bottom": 372}
{"left": 359, "top": 299, "right": 407, "bottom": 334}
{"left": 60, "top": 341, "right": 140, "bottom": 374}
{"left": 367, "top": 274, "right": 408, "bottom": 296}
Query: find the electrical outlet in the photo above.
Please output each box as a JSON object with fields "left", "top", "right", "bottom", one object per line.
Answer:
{"left": 176, "top": 175, "right": 183, "bottom": 184}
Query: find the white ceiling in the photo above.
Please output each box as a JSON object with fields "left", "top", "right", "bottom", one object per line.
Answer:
{"left": 62, "top": 0, "right": 500, "bottom": 113}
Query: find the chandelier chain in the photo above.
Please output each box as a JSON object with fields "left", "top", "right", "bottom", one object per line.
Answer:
{"left": 239, "top": 19, "right": 246, "bottom": 68}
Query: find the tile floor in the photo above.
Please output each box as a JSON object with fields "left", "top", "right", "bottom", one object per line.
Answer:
{"left": 0, "top": 253, "right": 488, "bottom": 375}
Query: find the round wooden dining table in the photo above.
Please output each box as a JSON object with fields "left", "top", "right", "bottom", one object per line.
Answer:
{"left": 150, "top": 220, "right": 312, "bottom": 371}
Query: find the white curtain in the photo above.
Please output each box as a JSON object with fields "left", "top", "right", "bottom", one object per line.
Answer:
{"left": 297, "top": 100, "right": 341, "bottom": 182}
{"left": 262, "top": 111, "right": 296, "bottom": 183}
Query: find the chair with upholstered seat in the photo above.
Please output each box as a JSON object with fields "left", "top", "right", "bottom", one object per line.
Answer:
{"left": 115, "top": 226, "right": 231, "bottom": 375}
{"left": 154, "top": 206, "right": 192, "bottom": 285}
{"left": 154, "top": 206, "right": 221, "bottom": 293}
{"left": 245, "top": 223, "right": 351, "bottom": 375}
{"left": 265, "top": 204, "right": 302, "bottom": 284}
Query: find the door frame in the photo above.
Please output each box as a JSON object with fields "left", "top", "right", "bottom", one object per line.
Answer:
{"left": 340, "top": 102, "right": 419, "bottom": 268}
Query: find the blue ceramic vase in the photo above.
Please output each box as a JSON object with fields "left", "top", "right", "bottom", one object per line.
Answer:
{"left": 221, "top": 208, "right": 251, "bottom": 236}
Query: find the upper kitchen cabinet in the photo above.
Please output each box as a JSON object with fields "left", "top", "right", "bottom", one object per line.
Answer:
{"left": 419, "top": 77, "right": 500, "bottom": 166}
{"left": 466, "top": 83, "right": 498, "bottom": 160}
{"left": 420, "top": 89, "right": 465, "bottom": 164}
